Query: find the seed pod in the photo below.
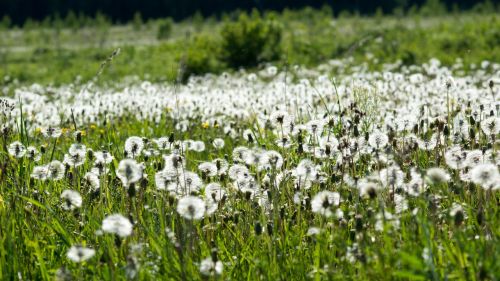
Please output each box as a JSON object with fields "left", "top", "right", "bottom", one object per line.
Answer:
{"left": 254, "top": 222, "right": 262, "bottom": 235}
{"left": 211, "top": 248, "right": 218, "bottom": 262}
{"left": 128, "top": 183, "right": 136, "bottom": 198}
{"left": 266, "top": 223, "right": 273, "bottom": 236}
{"left": 454, "top": 209, "right": 464, "bottom": 226}
{"left": 76, "top": 131, "right": 82, "bottom": 143}
{"left": 355, "top": 215, "right": 363, "bottom": 232}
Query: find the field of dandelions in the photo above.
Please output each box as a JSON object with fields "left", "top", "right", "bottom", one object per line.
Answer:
{"left": 0, "top": 56, "right": 499, "bottom": 280}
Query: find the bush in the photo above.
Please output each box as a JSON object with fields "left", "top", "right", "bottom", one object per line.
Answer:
{"left": 157, "top": 18, "right": 174, "bottom": 40}
{"left": 132, "top": 12, "right": 143, "bottom": 31}
{"left": 220, "top": 11, "right": 282, "bottom": 68}
{"left": 179, "top": 35, "right": 221, "bottom": 82}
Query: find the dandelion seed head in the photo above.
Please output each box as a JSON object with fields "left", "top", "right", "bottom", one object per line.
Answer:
{"left": 177, "top": 196, "right": 206, "bottom": 220}
{"left": 102, "top": 214, "right": 133, "bottom": 237}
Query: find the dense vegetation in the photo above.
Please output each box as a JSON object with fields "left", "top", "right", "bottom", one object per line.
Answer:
{"left": 0, "top": 6, "right": 499, "bottom": 280}
{"left": 2, "top": 0, "right": 498, "bottom": 25}
{"left": 1, "top": 8, "right": 500, "bottom": 86}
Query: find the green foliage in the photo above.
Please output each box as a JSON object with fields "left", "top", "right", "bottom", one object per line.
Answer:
{"left": 180, "top": 35, "right": 221, "bottom": 82}
{"left": 64, "top": 10, "right": 79, "bottom": 31}
{"left": 472, "top": 0, "right": 497, "bottom": 14}
{"left": 191, "top": 10, "right": 204, "bottom": 32}
{"left": 157, "top": 18, "right": 174, "bottom": 40}
{"left": 1, "top": 10, "right": 500, "bottom": 85}
{"left": 0, "top": 15, "right": 12, "bottom": 29}
{"left": 220, "top": 11, "right": 282, "bottom": 68}
{"left": 419, "top": 0, "right": 447, "bottom": 16}
{"left": 133, "top": 12, "right": 143, "bottom": 31}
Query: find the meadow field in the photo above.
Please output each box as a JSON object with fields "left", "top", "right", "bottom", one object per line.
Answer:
{"left": 0, "top": 7, "right": 499, "bottom": 280}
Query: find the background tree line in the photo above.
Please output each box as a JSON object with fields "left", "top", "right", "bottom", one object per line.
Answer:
{"left": 1, "top": 0, "right": 498, "bottom": 27}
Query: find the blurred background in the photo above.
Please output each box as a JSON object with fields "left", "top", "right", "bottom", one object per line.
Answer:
{"left": 0, "top": 0, "right": 499, "bottom": 85}
{"left": 1, "top": 0, "right": 492, "bottom": 24}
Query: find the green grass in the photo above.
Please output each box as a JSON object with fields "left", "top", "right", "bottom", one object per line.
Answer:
{"left": 1, "top": 11, "right": 500, "bottom": 85}
{"left": 0, "top": 109, "right": 498, "bottom": 280}
{"left": 0, "top": 8, "right": 499, "bottom": 280}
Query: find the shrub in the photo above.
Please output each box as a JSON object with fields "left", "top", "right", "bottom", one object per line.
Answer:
{"left": 220, "top": 11, "right": 282, "bottom": 68}
{"left": 179, "top": 35, "right": 221, "bottom": 82}
{"left": 157, "top": 18, "right": 174, "bottom": 40}
{"left": 132, "top": 12, "right": 143, "bottom": 31}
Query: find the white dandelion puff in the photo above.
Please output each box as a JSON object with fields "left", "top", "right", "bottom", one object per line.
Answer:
{"left": 176, "top": 196, "right": 206, "bottom": 220}
{"left": 102, "top": 214, "right": 133, "bottom": 237}
{"left": 66, "top": 245, "right": 95, "bottom": 263}
{"left": 60, "top": 190, "right": 83, "bottom": 210}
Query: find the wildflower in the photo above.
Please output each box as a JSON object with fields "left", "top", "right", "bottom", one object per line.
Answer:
{"left": 8, "top": 141, "right": 26, "bottom": 158}
{"left": 307, "top": 227, "right": 322, "bottom": 236}
{"left": 94, "top": 150, "right": 114, "bottom": 164}
{"left": 116, "top": 159, "right": 142, "bottom": 187}
{"left": 470, "top": 163, "right": 500, "bottom": 190}
{"left": 375, "top": 211, "right": 400, "bottom": 231}
{"left": 276, "top": 136, "right": 292, "bottom": 148}
{"left": 155, "top": 171, "right": 174, "bottom": 191}
{"left": 445, "top": 146, "right": 467, "bottom": 170}
{"left": 319, "top": 136, "right": 339, "bottom": 154}
{"left": 102, "top": 214, "right": 133, "bottom": 237}
{"left": 26, "top": 146, "right": 41, "bottom": 162}
{"left": 359, "top": 180, "right": 380, "bottom": 199}
{"left": 465, "top": 150, "right": 484, "bottom": 168}
{"left": 425, "top": 167, "right": 451, "bottom": 184}
{"left": 205, "top": 183, "right": 226, "bottom": 202}
{"left": 199, "top": 257, "right": 223, "bottom": 276}
{"left": 228, "top": 164, "right": 250, "bottom": 181}
{"left": 212, "top": 138, "right": 225, "bottom": 149}
{"left": 404, "top": 171, "right": 426, "bottom": 196}
{"left": 305, "top": 119, "right": 325, "bottom": 137}
{"left": 212, "top": 158, "right": 229, "bottom": 175}
{"left": 154, "top": 137, "right": 172, "bottom": 150}
{"left": 82, "top": 172, "right": 100, "bottom": 192}
{"left": 125, "top": 256, "right": 140, "bottom": 279}
{"left": 378, "top": 165, "right": 404, "bottom": 187}
{"left": 481, "top": 117, "right": 500, "bottom": 137}
{"left": 60, "top": 190, "right": 83, "bottom": 210}
{"left": 162, "top": 154, "right": 185, "bottom": 177}
{"left": 368, "top": 131, "right": 388, "bottom": 149}
{"left": 232, "top": 146, "right": 250, "bottom": 163}
{"left": 242, "top": 149, "right": 262, "bottom": 166}
{"left": 191, "top": 141, "right": 206, "bottom": 152}
{"left": 31, "top": 165, "right": 48, "bottom": 180}
{"left": 177, "top": 196, "right": 206, "bottom": 220}
{"left": 205, "top": 199, "right": 218, "bottom": 216}
{"left": 258, "top": 150, "right": 283, "bottom": 171}
{"left": 41, "top": 127, "right": 62, "bottom": 138}
{"left": 270, "top": 110, "right": 290, "bottom": 128}
{"left": 68, "top": 143, "right": 86, "bottom": 156}
{"left": 177, "top": 171, "right": 203, "bottom": 194}
{"left": 63, "top": 152, "right": 86, "bottom": 167}
{"left": 449, "top": 203, "right": 466, "bottom": 225}
{"left": 66, "top": 245, "right": 95, "bottom": 263}
{"left": 394, "top": 194, "right": 408, "bottom": 214}
{"left": 294, "top": 159, "right": 318, "bottom": 179}
{"left": 47, "top": 160, "right": 65, "bottom": 180}
{"left": 445, "top": 76, "right": 455, "bottom": 88}
{"left": 417, "top": 135, "right": 437, "bottom": 151}
{"left": 311, "top": 191, "right": 340, "bottom": 218}
{"left": 124, "top": 136, "right": 144, "bottom": 157}
{"left": 142, "top": 148, "right": 159, "bottom": 158}
{"left": 242, "top": 129, "right": 256, "bottom": 142}
{"left": 55, "top": 267, "right": 72, "bottom": 281}
{"left": 198, "top": 162, "right": 218, "bottom": 177}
